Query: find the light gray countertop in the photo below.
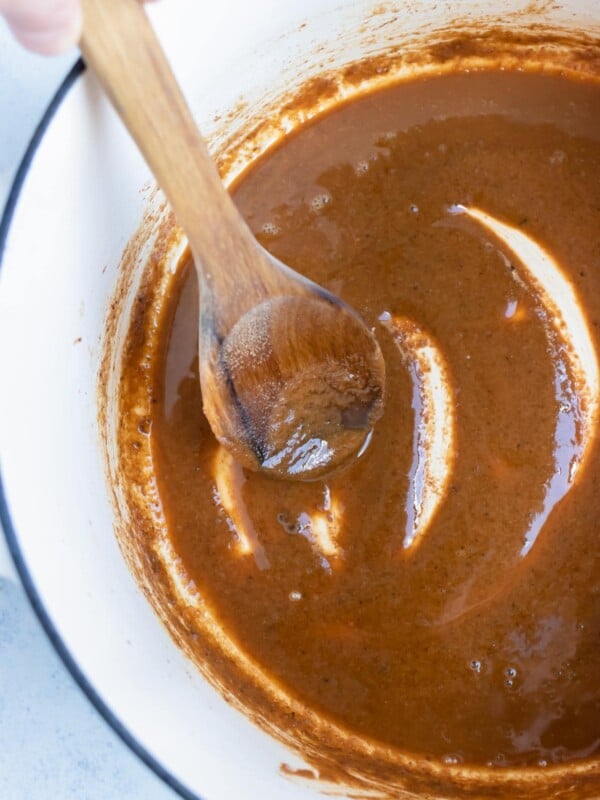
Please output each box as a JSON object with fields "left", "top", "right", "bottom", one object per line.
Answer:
{"left": 0, "top": 19, "right": 176, "bottom": 800}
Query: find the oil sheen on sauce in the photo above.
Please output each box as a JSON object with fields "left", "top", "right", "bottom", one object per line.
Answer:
{"left": 128, "top": 71, "right": 600, "bottom": 769}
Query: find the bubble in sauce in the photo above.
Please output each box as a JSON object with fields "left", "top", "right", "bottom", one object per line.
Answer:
{"left": 310, "top": 192, "right": 332, "bottom": 211}
{"left": 261, "top": 221, "right": 281, "bottom": 236}
{"left": 504, "top": 299, "right": 518, "bottom": 319}
{"left": 504, "top": 669, "right": 517, "bottom": 688}
{"left": 277, "top": 512, "right": 297, "bottom": 535}
{"left": 442, "top": 754, "right": 463, "bottom": 765}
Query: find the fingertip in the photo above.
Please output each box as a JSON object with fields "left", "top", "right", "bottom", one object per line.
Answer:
{"left": 6, "top": 0, "right": 83, "bottom": 56}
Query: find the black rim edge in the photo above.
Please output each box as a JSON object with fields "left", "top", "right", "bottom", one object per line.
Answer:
{"left": 0, "top": 58, "right": 201, "bottom": 800}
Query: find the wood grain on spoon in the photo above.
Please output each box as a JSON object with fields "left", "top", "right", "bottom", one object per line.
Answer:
{"left": 79, "top": 0, "right": 385, "bottom": 480}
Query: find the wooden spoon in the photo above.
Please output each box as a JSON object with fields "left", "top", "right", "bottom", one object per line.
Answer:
{"left": 80, "top": 0, "right": 385, "bottom": 480}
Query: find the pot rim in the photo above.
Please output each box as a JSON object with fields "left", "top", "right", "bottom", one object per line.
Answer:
{"left": 3, "top": 37, "right": 599, "bottom": 800}
{"left": 0, "top": 57, "right": 200, "bottom": 800}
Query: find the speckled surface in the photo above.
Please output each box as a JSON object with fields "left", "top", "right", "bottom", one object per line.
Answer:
{"left": 0, "top": 19, "right": 176, "bottom": 800}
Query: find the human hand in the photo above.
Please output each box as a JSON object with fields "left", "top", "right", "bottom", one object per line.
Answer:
{"left": 0, "top": 0, "right": 153, "bottom": 56}
{"left": 0, "top": 0, "right": 84, "bottom": 55}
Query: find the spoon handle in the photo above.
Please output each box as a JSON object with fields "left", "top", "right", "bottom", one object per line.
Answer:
{"left": 79, "top": 0, "right": 271, "bottom": 304}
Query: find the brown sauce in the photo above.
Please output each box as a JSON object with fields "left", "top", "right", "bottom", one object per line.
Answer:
{"left": 117, "top": 67, "right": 600, "bottom": 785}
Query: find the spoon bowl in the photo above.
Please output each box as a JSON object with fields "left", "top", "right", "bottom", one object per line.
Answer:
{"left": 202, "top": 263, "right": 385, "bottom": 479}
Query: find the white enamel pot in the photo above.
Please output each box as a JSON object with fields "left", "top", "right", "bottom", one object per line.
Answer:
{"left": 1, "top": 1, "right": 598, "bottom": 799}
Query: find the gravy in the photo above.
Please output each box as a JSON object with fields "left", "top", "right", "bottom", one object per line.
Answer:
{"left": 116, "top": 67, "right": 600, "bottom": 786}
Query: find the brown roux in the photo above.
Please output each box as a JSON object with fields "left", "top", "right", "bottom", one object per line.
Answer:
{"left": 115, "top": 64, "right": 600, "bottom": 793}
